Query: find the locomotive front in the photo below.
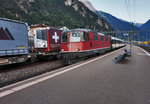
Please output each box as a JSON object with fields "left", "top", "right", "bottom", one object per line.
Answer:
{"left": 61, "top": 30, "right": 85, "bottom": 52}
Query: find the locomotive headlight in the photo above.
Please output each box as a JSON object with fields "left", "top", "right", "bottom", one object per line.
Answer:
{"left": 61, "top": 49, "right": 64, "bottom": 51}
{"left": 75, "top": 48, "right": 80, "bottom": 51}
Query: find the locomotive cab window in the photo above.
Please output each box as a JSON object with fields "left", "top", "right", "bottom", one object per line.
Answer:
{"left": 62, "top": 33, "right": 68, "bottom": 43}
{"left": 36, "top": 30, "right": 47, "bottom": 40}
{"left": 70, "top": 32, "right": 81, "bottom": 42}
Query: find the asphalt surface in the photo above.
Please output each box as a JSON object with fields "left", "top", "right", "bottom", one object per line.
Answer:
{"left": 0, "top": 45, "right": 150, "bottom": 104}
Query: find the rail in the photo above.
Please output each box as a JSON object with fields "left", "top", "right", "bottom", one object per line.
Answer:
{"left": 138, "top": 45, "right": 150, "bottom": 53}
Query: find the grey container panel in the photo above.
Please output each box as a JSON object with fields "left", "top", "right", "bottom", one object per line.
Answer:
{"left": 0, "top": 19, "right": 29, "bottom": 56}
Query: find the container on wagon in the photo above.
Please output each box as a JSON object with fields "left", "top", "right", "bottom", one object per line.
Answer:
{"left": 30, "top": 27, "right": 62, "bottom": 56}
{"left": 0, "top": 18, "right": 29, "bottom": 56}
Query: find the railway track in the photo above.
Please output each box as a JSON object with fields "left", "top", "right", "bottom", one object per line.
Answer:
{"left": 138, "top": 46, "right": 150, "bottom": 53}
{"left": 0, "top": 47, "right": 124, "bottom": 88}
{"left": 0, "top": 55, "right": 100, "bottom": 87}
{"left": 0, "top": 58, "right": 57, "bottom": 72}
{"left": 0, "top": 59, "right": 64, "bottom": 88}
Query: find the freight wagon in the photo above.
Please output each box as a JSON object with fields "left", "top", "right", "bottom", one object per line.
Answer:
{"left": 0, "top": 18, "right": 63, "bottom": 66}
{"left": 0, "top": 18, "right": 29, "bottom": 66}
{"left": 29, "top": 27, "right": 62, "bottom": 59}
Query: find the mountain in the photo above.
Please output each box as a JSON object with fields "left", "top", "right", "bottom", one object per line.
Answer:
{"left": 79, "top": 0, "right": 147, "bottom": 40}
{"left": 140, "top": 19, "right": 150, "bottom": 29}
{"left": 140, "top": 20, "right": 150, "bottom": 40}
{"left": 97, "top": 11, "right": 150, "bottom": 41}
{"left": 0, "top": 0, "right": 113, "bottom": 31}
{"left": 96, "top": 11, "right": 141, "bottom": 31}
{"left": 78, "top": 0, "right": 96, "bottom": 12}
{"left": 134, "top": 23, "right": 143, "bottom": 28}
{"left": 79, "top": 0, "right": 139, "bottom": 31}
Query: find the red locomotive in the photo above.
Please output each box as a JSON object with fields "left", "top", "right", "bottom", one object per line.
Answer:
{"left": 60, "top": 29, "right": 111, "bottom": 65}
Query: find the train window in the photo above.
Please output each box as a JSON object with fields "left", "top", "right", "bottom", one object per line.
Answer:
{"left": 94, "top": 34, "right": 98, "bottom": 40}
{"left": 81, "top": 32, "right": 85, "bottom": 42}
{"left": 62, "top": 33, "right": 68, "bottom": 43}
{"left": 101, "top": 36, "right": 104, "bottom": 41}
{"left": 70, "top": 32, "right": 81, "bottom": 42}
{"left": 81, "top": 32, "right": 89, "bottom": 42}
{"left": 87, "top": 33, "right": 89, "bottom": 41}
{"left": 105, "top": 37, "right": 108, "bottom": 41}
{"left": 36, "top": 30, "right": 47, "bottom": 40}
{"left": 111, "top": 40, "right": 115, "bottom": 44}
{"left": 37, "top": 30, "right": 42, "bottom": 39}
{"left": 42, "top": 30, "right": 47, "bottom": 40}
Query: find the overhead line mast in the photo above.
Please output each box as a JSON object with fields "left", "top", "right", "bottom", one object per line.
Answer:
{"left": 124, "top": 0, "right": 135, "bottom": 51}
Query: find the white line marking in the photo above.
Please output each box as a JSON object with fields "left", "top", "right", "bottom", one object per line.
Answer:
{"left": 0, "top": 64, "right": 74, "bottom": 91}
{"left": 138, "top": 47, "right": 150, "bottom": 56}
{"left": 137, "top": 53, "right": 147, "bottom": 56}
{"left": 0, "top": 47, "right": 124, "bottom": 98}
{"left": 0, "top": 90, "right": 14, "bottom": 97}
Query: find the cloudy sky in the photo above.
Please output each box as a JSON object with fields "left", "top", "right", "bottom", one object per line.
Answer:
{"left": 88, "top": 0, "right": 150, "bottom": 23}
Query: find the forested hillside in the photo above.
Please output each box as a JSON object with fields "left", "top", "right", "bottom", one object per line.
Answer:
{"left": 0, "top": 0, "right": 113, "bottom": 31}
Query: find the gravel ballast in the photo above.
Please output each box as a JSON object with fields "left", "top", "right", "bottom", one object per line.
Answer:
{"left": 0, "top": 60, "right": 64, "bottom": 88}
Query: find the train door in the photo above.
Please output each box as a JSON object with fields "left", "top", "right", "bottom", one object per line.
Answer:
{"left": 100, "top": 36, "right": 104, "bottom": 48}
{"left": 89, "top": 33, "right": 93, "bottom": 49}
{"left": 81, "top": 32, "right": 90, "bottom": 50}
